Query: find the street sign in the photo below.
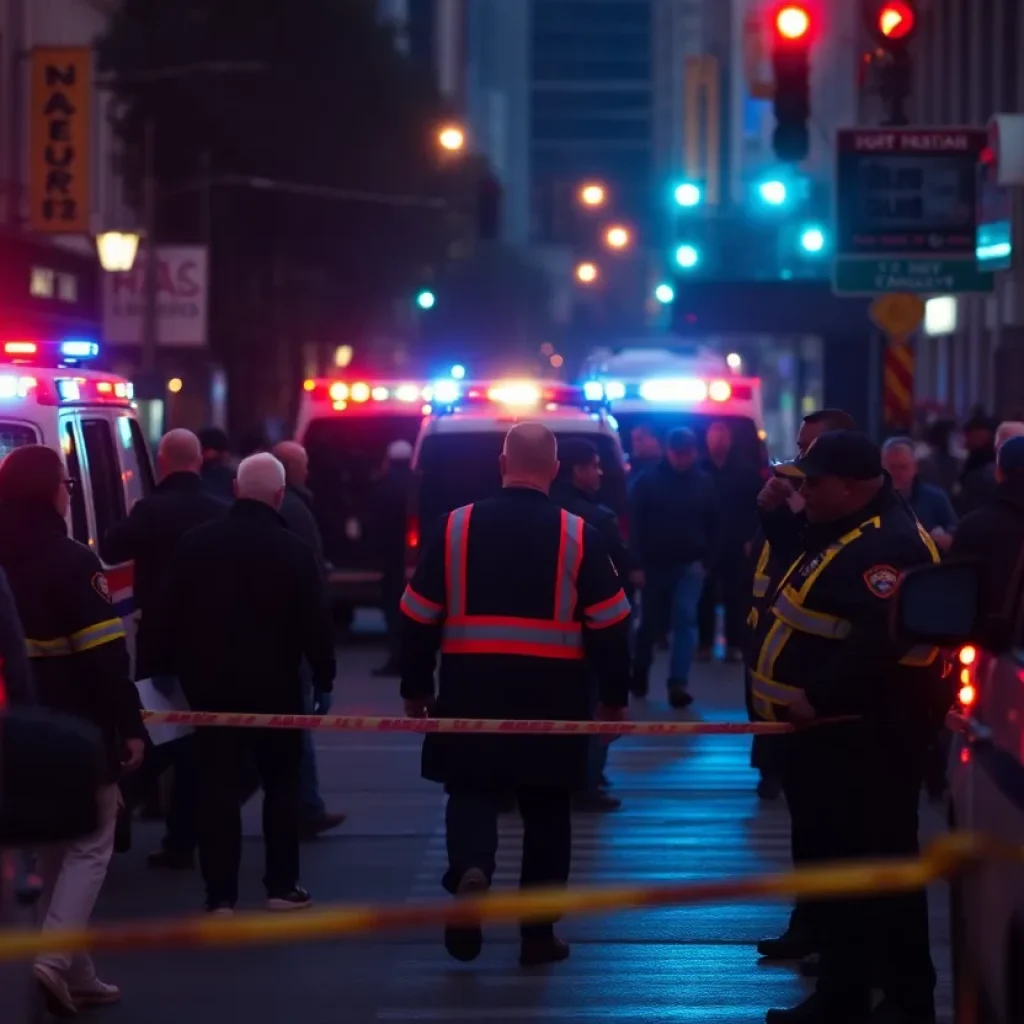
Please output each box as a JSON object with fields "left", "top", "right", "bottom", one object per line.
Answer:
{"left": 869, "top": 292, "right": 924, "bottom": 338}
{"left": 833, "top": 127, "right": 994, "bottom": 296}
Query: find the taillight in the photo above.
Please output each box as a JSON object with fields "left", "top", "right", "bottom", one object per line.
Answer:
{"left": 406, "top": 517, "right": 420, "bottom": 556}
{"left": 957, "top": 646, "right": 978, "bottom": 708}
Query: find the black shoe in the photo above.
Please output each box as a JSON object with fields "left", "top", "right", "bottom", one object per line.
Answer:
{"left": 757, "top": 774, "right": 783, "bottom": 801}
{"left": 630, "top": 668, "right": 649, "bottom": 699}
{"left": 444, "top": 867, "right": 488, "bottom": 962}
{"left": 146, "top": 849, "right": 195, "bottom": 871}
{"left": 266, "top": 885, "right": 312, "bottom": 911}
{"left": 867, "top": 999, "right": 936, "bottom": 1024}
{"left": 668, "top": 683, "right": 693, "bottom": 709}
{"left": 572, "top": 791, "right": 622, "bottom": 813}
{"left": 300, "top": 811, "right": 346, "bottom": 840}
{"left": 519, "top": 934, "right": 570, "bottom": 967}
{"left": 757, "top": 929, "right": 817, "bottom": 960}
{"left": 114, "top": 809, "right": 132, "bottom": 854}
{"left": 799, "top": 953, "right": 820, "bottom": 977}
{"left": 371, "top": 662, "right": 401, "bottom": 678}
{"left": 765, "top": 992, "right": 870, "bottom": 1023}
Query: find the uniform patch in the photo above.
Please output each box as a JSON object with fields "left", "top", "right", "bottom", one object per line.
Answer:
{"left": 800, "top": 554, "right": 824, "bottom": 578}
{"left": 863, "top": 564, "right": 899, "bottom": 598}
{"left": 91, "top": 572, "right": 112, "bottom": 603}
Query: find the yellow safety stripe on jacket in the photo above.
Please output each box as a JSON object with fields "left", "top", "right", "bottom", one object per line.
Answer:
{"left": 25, "top": 618, "right": 126, "bottom": 660}
{"left": 752, "top": 540, "right": 771, "bottom": 599}
{"left": 750, "top": 670, "right": 804, "bottom": 722}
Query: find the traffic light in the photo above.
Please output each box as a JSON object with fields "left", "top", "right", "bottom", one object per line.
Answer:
{"left": 770, "top": 5, "right": 812, "bottom": 163}
{"left": 867, "top": 1, "right": 917, "bottom": 125}
{"left": 477, "top": 174, "right": 502, "bottom": 241}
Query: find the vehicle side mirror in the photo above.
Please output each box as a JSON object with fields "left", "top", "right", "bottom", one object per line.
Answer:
{"left": 892, "top": 559, "right": 982, "bottom": 647}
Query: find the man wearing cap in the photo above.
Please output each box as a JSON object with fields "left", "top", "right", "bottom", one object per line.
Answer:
{"left": 754, "top": 431, "right": 943, "bottom": 1024}
{"left": 370, "top": 439, "right": 415, "bottom": 677}
{"left": 198, "top": 427, "right": 236, "bottom": 504}
{"left": 947, "top": 434, "right": 1024, "bottom": 650}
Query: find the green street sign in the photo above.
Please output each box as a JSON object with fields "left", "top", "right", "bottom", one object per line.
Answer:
{"left": 833, "top": 257, "right": 994, "bottom": 296}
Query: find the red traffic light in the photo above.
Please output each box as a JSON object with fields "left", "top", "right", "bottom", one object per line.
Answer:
{"left": 775, "top": 5, "right": 811, "bottom": 40}
{"left": 878, "top": 1, "right": 914, "bottom": 39}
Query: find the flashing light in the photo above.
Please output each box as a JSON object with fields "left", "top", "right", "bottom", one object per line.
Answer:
{"left": 775, "top": 4, "right": 810, "bottom": 40}
{"left": 328, "top": 382, "right": 349, "bottom": 402}
{"left": 438, "top": 125, "right": 466, "bottom": 152}
{"left": 57, "top": 379, "right": 82, "bottom": 403}
{"left": 958, "top": 645, "right": 977, "bottom": 666}
{"left": 583, "top": 381, "right": 605, "bottom": 402}
{"left": 350, "top": 382, "right": 371, "bottom": 403}
{"left": 605, "top": 225, "right": 631, "bottom": 250}
{"left": 334, "top": 344, "right": 354, "bottom": 368}
{"left": 4, "top": 342, "right": 37, "bottom": 357}
{"left": 167, "top": 377, "right": 183, "bottom": 394}
{"left": 303, "top": 379, "right": 316, "bottom": 391}
{"left": 450, "top": 364, "right": 467, "bottom": 380}
{"left": 0, "top": 375, "right": 36, "bottom": 399}
{"left": 371, "top": 386, "right": 390, "bottom": 401}
{"left": 958, "top": 683, "right": 977, "bottom": 707}
{"left": 487, "top": 382, "right": 541, "bottom": 407}
{"left": 759, "top": 179, "right": 788, "bottom": 206}
{"left": 579, "top": 183, "right": 606, "bottom": 208}
{"left": 675, "top": 244, "right": 700, "bottom": 270}
{"left": 878, "top": 1, "right": 915, "bottom": 40}
{"left": 431, "top": 380, "right": 461, "bottom": 405}
{"left": 674, "top": 183, "right": 701, "bottom": 208}
{"left": 726, "top": 352, "right": 742, "bottom": 370}
{"left": 395, "top": 384, "right": 420, "bottom": 403}
{"left": 799, "top": 226, "right": 826, "bottom": 254}
{"left": 61, "top": 340, "right": 99, "bottom": 360}
{"left": 575, "top": 261, "right": 599, "bottom": 284}
{"left": 416, "top": 289, "right": 436, "bottom": 310}
{"left": 708, "top": 380, "right": 733, "bottom": 402}
{"left": 639, "top": 378, "right": 708, "bottom": 403}
{"left": 654, "top": 283, "right": 675, "bottom": 304}
{"left": 605, "top": 381, "right": 626, "bottom": 401}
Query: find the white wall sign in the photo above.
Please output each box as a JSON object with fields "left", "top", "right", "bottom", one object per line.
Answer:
{"left": 103, "top": 245, "right": 209, "bottom": 347}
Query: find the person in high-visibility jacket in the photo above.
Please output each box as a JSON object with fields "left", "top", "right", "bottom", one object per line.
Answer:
{"left": 400, "top": 422, "right": 632, "bottom": 968}
{"left": 750, "top": 432, "right": 946, "bottom": 1024}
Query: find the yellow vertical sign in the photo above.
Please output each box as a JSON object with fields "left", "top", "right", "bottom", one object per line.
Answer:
{"left": 684, "top": 55, "right": 721, "bottom": 206}
{"left": 29, "top": 47, "right": 91, "bottom": 234}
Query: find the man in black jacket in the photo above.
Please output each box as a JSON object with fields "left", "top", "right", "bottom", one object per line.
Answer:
{"left": 630, "top": 428, "right": 718, "bottom": 708}
{"left": 154, "top": 452, "right": 336, "bottom": 913}
{"left": 106, "top": 428, "right": 227, "bottom": 868}
{"left": 198, "top": 427, "right": 236, "bottom": 503}
{"left": 552, "top": 438, "right": 632, "bottom": 812}
{"left": 0, "top": 444, "right": 145, "bottom": 1011}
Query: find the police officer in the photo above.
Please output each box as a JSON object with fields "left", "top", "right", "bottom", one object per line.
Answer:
{"left": 751, "top": 433, "right": 941, "bottom": 1024}
{"left": 400, "top": 422, "right": 632, "bottom": 967}
{"left": 0, "top": 444, "right": 145, "bottom": 1012}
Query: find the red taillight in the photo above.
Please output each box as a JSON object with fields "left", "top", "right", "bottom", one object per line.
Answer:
{"left": 406, "top": 517, "right": 420, "bottom": 554}
{"left": 957, "top": 646, "right": 978, "bottom": 707}
{"left": 958, "top": 645, "right": 977, "bottom": 666}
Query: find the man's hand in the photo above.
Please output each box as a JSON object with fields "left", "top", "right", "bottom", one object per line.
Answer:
{"left": 930, "top": 527, "right": 953, "bottom": 552}
{"left": 757, "top": 476, "right": 794, "bottom": 512}
{"left": 787, "top": 692, "right": 816, "bottom": 723}
{"left": 403, "top": 697, "right": 434, "bottom": 719}
{"left": 122, "top": 738, "right": 145, "bottom": 772}
{"left": 312, "top": 690, "right": 332, "bottom": 715}
{"left": 629, "top": 569, "right": 646, "bottom": 589}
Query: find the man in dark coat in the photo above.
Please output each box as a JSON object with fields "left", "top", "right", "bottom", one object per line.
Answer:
{"left": 400, "top": 423, "right": 632, "bottom": 967}
{"left": 153, "top": 453, "right": 336, "bottom": 913}
{"left": 105, "top": 428, "right": 227, "bottom": 868}
{"left": 272, "top": 441, "right": 345, "bottom": 839}
{"left": 197, "top": 427, "right": 236, "bottom": 504}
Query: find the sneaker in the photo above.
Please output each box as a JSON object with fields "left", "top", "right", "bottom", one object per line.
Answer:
{"left": 33, "top": 963, "right": 78, "bottom": 1017}
{"left": 68, "top": 977, "right": 121, "bottom": 1008}
{"left": 300, "top": 811, "right": 346, "bottom": 840}
{"left": 266, "top": 886, "right": 312, "bottom": 911}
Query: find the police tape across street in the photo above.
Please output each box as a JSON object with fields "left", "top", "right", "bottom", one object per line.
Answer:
{"left": 139, "top": 710, "right": 856, "bottom": 735}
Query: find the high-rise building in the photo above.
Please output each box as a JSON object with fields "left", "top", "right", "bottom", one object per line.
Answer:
{"left": 378, "top": 0, "right": 466, "bottom": 102}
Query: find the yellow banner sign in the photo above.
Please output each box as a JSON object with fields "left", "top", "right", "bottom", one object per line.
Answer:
{"left": 29, "top": 47, "right": 91, "bottom": 234}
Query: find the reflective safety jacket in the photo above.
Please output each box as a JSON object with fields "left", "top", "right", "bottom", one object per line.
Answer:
{"left": 399, "top": 486, "right": 632, "bottom": 790}
{"left": 0, "top": 500, "right": 143, "bottom": 782}
{"left": 749, "top": 487, "right": 942, "bottom": 725}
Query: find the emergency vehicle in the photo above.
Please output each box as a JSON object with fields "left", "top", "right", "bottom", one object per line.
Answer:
{"left": 407, "top": 378, "right": 628, "bottom": 571}
{"left": 0, "top": 340, "right": 153, "bottom": 657}
{"left": 581, "top": 347, "right": 768, "bottom": 473}
{"left": 893, "top": 559, "right": 1024, "bottom": 1023}
{"left": 295, "top": 376, "right": 432, "bottom": 620}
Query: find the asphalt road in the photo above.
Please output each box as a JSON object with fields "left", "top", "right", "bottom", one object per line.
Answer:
{"left": 3, "top": 631, "right": 954, "bottom": 1024}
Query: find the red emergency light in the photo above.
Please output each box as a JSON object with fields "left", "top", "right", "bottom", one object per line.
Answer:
{"left": 878, "top": 1, "right": 914, "bottom": 40}
{"left": 774, "top": 4, "right": 811, "bottom": 40}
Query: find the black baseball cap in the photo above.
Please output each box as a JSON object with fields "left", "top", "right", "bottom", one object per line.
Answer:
{"left": 776, "top": 430, "right": 883, "bottom": 481}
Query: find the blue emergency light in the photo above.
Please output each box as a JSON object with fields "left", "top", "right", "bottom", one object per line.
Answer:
{"left": 60, "top": 340, "right": 99, "bottom": 360}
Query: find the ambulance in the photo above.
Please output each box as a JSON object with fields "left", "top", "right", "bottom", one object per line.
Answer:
{"left": 406, "top": 377, "right": 628, "bottom": 570}
{"left": 295, "top": 375, "right": 431, "bottom": 621}
{"left": 581, "top": 347, "right": 768, "bottom": 475}
{"left": 0, "top": 340, "right": 152, "bottom": 657}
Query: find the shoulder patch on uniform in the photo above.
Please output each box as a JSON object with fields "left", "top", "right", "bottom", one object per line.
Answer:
{"left": 863, "top": 564, "right": 899, "bottom": 598}
{"left": 91, "top": 572, "right": 112, "bottom": 603}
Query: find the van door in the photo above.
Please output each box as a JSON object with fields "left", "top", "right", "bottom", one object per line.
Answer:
{"left": 59, "top": 414, "right": 93, "bottom": 549}
{"left": 114, "top": 412, "right": 155, "bottom": 509}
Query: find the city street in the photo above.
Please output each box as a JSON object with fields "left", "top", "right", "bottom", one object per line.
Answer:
{"left": 16, "top": 633, "right": 953, "bottom": 1023}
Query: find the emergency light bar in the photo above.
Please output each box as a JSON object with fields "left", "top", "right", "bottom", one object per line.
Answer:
{"left": 0, "top": 373, "right": 133, "bottom": 406}
{"left": 303, "top": 378, "right": 435, "bottom": 414}
{"left": 585, "top": 377, "right": 752, "bottom": 404}
{"left": 428, "top": 380, "right": 605, "bottom": 415}
{"left": 1, "top": 339, "right": 100, "bottom": 366}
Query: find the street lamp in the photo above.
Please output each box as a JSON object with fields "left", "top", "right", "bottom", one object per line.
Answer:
{"left": 654, "top": 283, "right": 675, "bottom": 304}
{"left": 578, "top": 183, "right": 607, "bottom": 208}
{"left": 438, "top": 125, "right": 466, "bottom": 152}
{"left": 95, "top": 231, "right": 140, "bottom": 273}
{"left": 604, "top": 225, "right": 631, "bottom": 250}
{"left": 575, "top": 261, "right": 599, "bottom": 284}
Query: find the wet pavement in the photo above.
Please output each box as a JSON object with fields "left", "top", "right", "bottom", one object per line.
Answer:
{"left": 2, "top": 635, "right": 953, "bottom": 1024}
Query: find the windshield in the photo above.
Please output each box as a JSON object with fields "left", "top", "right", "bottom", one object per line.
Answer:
{"left": 303, "top": 415, "right": 422, "bottom": 566}
{"left": 417, "top": 430, "right": 627, "bottom": 526}
{"left": 613, "top": 412, "right": 764, "bottom": 471}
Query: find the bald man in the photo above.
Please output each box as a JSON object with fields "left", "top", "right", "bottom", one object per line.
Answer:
{"left": 106, "top": 429, "right": 228, "bottom": 870}
{"left": 400, "top": 422, "right": 632, "bottom": 966}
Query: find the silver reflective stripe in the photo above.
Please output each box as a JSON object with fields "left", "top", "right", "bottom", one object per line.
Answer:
{"left": 400, "top": 587, "right": 443, "bottom": 623}
{"left": 555, "top": 510, "right": 584, "bottom": 622}
{"left": 586, "top": 591, "right": 631, "bottom": 628}
{"left": 773, "top": 590, "right": 851, "bottom": 639}
{"left": 446, "top": 504, "right": 472, "bottom": 617}
{"left": 442, "top": 621, "right": 583, "bottom": 650}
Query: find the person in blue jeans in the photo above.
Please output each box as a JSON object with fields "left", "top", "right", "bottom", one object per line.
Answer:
{"left": 629, "top": 428, "right": 719, "bottom": 708}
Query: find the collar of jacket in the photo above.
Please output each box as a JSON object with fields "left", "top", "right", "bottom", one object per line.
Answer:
{"left": 0, "top": 499, "right": 67, "bottom": 552}
{"left": 229, "top": 498, "right": 287, "bottom": 527}
{"left": 553, "top": 480, "right": 596, "bottom": 506}
{"left": 287, "top": 482, "right": 314, "bottom": 509}
{"left": 803, "top": 478, "right": 897, "bottom": 547}
{"left": 156, "top": 471, "right": 204, "bottom": 494}
{"left": 501, "top": 485, "right": 552, "bottom": 502}
{"left": 994, "top": 472, "right": 1024, "bottom": 511}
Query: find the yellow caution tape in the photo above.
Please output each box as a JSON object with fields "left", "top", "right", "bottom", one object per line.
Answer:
{"left": 0, "top": 833, "right": 1016, "bottom": 962}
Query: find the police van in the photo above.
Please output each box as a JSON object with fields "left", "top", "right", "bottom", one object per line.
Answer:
{"left": 0, "top": 341, "right": 153, "bottom": 658}
{"left": 407, "top": 378, "right": 628, "bottom": 571}
{"left": 892, "top": 558, "right": 1024, "bottom": 1023}
{"left": 295, "top": 375, "right": 431, "bottom": 621}
{"left": 581, "top": 347, "right": 768, "bottom": 475}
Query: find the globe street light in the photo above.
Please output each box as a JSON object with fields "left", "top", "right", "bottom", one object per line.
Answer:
{"left": 578, "top": 183, "right": 607, "bottom": 208}
{"left": 438, "top": 125, "right": 466, "bottom": 153}
{"left": 575, "top": 261, "right": 599, "bottom": 284}
{"left": 604, "top": 225, "right": 631, "bottom": 250}
{"left": 654, "top": 283, "right": 675, "bottom": 304}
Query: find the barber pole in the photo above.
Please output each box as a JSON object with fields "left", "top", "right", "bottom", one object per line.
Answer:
{"left": 883, "top": 337, "right": 914, "bottom": 430}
